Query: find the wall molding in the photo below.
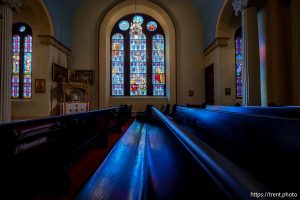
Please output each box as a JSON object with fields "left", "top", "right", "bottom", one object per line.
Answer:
{"left": 1, "top": 0, "right": 23, "bottom": 11}
{"left": 203, "top": 37, "right": 229, "bottom": 56}
{"left": 38, "top": 35, "right": 71, "bottom": 56}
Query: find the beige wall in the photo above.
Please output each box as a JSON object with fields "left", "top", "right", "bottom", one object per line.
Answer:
{"left": 204, "top": 1, "right": 242, "bottom": 106}
{"left": 72, "top": 0, "right": 204, "bottom": 112}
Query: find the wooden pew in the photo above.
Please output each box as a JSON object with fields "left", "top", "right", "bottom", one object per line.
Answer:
{"left": 206, "top": 105, "right": 300, "bottom": 119}
{"left": 76, "top": 106, "right": 265, "bottom": 200}
{"left": 170, "top": 105, "right": 300, "bottom": 192}
{"left": 0, "top": 105, "right": 129, "bottom": 199}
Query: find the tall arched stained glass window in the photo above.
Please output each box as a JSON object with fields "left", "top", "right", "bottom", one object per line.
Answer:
{"left": 12, "top": 23, "right": 32, "bottom": 99}
{"left": 235, "top": 28, "right": 243, "bottom": 99}
{"left": 111, "top": 33, "right": 124, "bottom": 95}
{"left": 152, "top": 34, "right": 165, "bottom": 96}
{"left": 111, "top": 14, "right": 165, "bottom": 96}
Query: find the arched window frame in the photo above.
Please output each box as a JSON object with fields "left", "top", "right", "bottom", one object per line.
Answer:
{"left": 235, "top": 27, "right": 242, "bottom": 99}
{"left": 12, "top": 22, "right": 33, "bottom": 99}
{"left": 111, "top": 14, "right": 166, "bottom": 96}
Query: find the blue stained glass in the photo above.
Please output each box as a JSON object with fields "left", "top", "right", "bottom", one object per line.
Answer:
{"left": 152, "top": 64, "right": 165, "bottom": 73}
{"left": 133, "top": 15, "right": 144, "bottom": 25}
{"left": 12, "top": 35, "right": 21, "bottom": 98}
{"left": 147, "top": 21, "right": 157, "bottom": 31}
{"left": 24, "top": 35, "right": 32, "bottom": 52}
{"left": 112, "top": 73, "right": 124, "bottom": 84}
{"left": 130, "top": 33, "right": 147, "bottom": 96}
{"left": 152, "top": 34, "right": 165, "bottom": 96}
{"left": 112, "top": 85, "right": 124, "bottom": 95}
{"left": 119, "top": 20, "right": 130, "bottom": 31}
{"left": 23, "top": 74, "right": 31, "bottom": 98}
{"left": 235, "top": 37, "right": 243, "bottom": 98}
{"left": 111, "top": 33, "right": 124, "bottom": 96}
{"left": 153, "top": 85, "right": 164, "bottom": 96}
{"left": 19, "top": 25, "right": 26, "bottom": 32}
{"left": 12, "top": 25, "right": 32, "bottom": 98}
{"left": 13, "top": 35, "right": 20, "bottom": 53}
{"left": 23, "top": 53, "right": 32, "bottom": 73}
{"left": 12, "top": 75, "right": 19, "bottom": 98}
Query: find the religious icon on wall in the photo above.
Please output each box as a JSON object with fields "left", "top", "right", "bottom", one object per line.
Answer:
{"left": 225, "top": 88, "right": 231, "bottom": 96}
{"left": 35, "top": 79, "right": 45, "bottom": 93}
{"left": 75, "top": 70, "right": 94, "bottom": 85}
{"left": 188, "top": 90, "right": 194, "bottom": 97}
{"left": 52, "top": 63, "right": 68, "bottom": 82}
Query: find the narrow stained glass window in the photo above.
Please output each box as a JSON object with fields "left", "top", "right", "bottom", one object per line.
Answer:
{"left": 130, "top": 33, "right": 147, "bottom": 96}
{"left": 23, "top": 35, "right": 32, "bottom": 98}
{"left": 12, "top": 23, "right": 32, "bottom": 99}
{"left": 12, "top": 35, "right": 20, "bottom": 98}
{"left": 152, "top": 34, "right": 165, "bottom": 96}
{"left": 111, "top": 33, "right": 124, "bottom": 95}
{"left": 235, "top": 32, "right": 243, "bottom": 99}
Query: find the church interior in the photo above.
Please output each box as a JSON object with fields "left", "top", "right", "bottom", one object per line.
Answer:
{"left": 1, "top": 0, "right": 300, "bottom": 199}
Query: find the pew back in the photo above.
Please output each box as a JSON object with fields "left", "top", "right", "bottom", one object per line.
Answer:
{"left": 206, "top": 105, "right": 300, "bottom": 119}
{"left": 172, "top": 106, "right": 300, "bottom": 192}
{"left": 1, "top": 105, "right": 130, "bottom": 199}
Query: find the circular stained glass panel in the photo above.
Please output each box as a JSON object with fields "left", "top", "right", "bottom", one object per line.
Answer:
{"left": 119, "top": 20, "right": 130, "bottom": 31}
{"left": 147, "top": 21, "right": 157, "bottom": 31}
{"left": 133, "top": 15, "right": 144, "bottom": 25}
{"left": 19, "top": 25, "right": 26, "bottom": 32}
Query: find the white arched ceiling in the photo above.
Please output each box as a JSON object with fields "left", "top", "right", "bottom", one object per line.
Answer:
{"left": 43, "top": 0, "right": 223, "bottom": 48}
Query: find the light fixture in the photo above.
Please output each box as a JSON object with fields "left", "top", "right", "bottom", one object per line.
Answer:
{"left": 129, "top": 0, "right": 143, "bottom": 39}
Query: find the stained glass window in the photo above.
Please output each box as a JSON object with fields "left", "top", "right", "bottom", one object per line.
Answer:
{"left": 235, "top": 28, "right": 243, "bottom": 99}
{"left": 130, "top": 33, "right": 147, "bottom": 96}
{"left": 152, "top": 34, "right": 165, "bottom": 96}
{"left": 133, "top": 15, "right": 143, "bottom": 25}
{"left": 119, "top": 20, "right": 130, "bottom": 31}
{"left": 111, "top": 14, "right": 165, "bottom": 96}
{"left": 147, "top": 21, "right": 157, "bottom": 32}
{"left": 12, "top": 35, "right": 20, "bottom": 98}
{"left": 12, "top": 23, "right": 32, "bottom": 99}
{"left": 111, "top": 33, "right": 124, "bottom": 95}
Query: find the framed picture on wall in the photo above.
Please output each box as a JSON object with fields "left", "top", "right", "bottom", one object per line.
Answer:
{"left": 52, "top": 63, "right": 68, "bottom": 82}
{"left": 35, "top": 79, "right": 46, "bottom": 93}
{"left": 75, "top": 70, "right": 94, "bottom": 85}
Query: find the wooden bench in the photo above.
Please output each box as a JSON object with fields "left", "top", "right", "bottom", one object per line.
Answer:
{"left": 171, "top": 105, "right": 300, "bottom": 192}
{"left": 206, "top": 105, "right": 300, "bottom": 119}
{"left": 76, "top": 106, "right": 264, "bottom": 200}
{"left": 1, "top": 105, "right": 129, "bottom": 199}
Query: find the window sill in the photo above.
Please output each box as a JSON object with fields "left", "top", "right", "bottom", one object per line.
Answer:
{"left": 109, "top": 96, "right": 168, "bottom": 99}
{"left": 12, "top": 99, "right": 34, "bottom": 106}
{"left": 11, "top": 99, "right": 32, "bottom": 102}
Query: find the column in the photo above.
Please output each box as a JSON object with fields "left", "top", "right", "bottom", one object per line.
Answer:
{"left": 291, "top": 0, "right": 300, "bottom": 105}
{"left": 233, "top": 0, "right": 263, "bottom": 106}
{"left": 0, "top": 0, "right": 22, "bottom": 123}
{"left": 257, "top": 0, "right": 291, "bottom": 106}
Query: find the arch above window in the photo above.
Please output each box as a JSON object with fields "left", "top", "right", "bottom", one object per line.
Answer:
{"left": 12, "top": 22, "right": 33, "bottom": 99}
{"left": 111, "top": 14, "right": 166, "bottom": 96}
